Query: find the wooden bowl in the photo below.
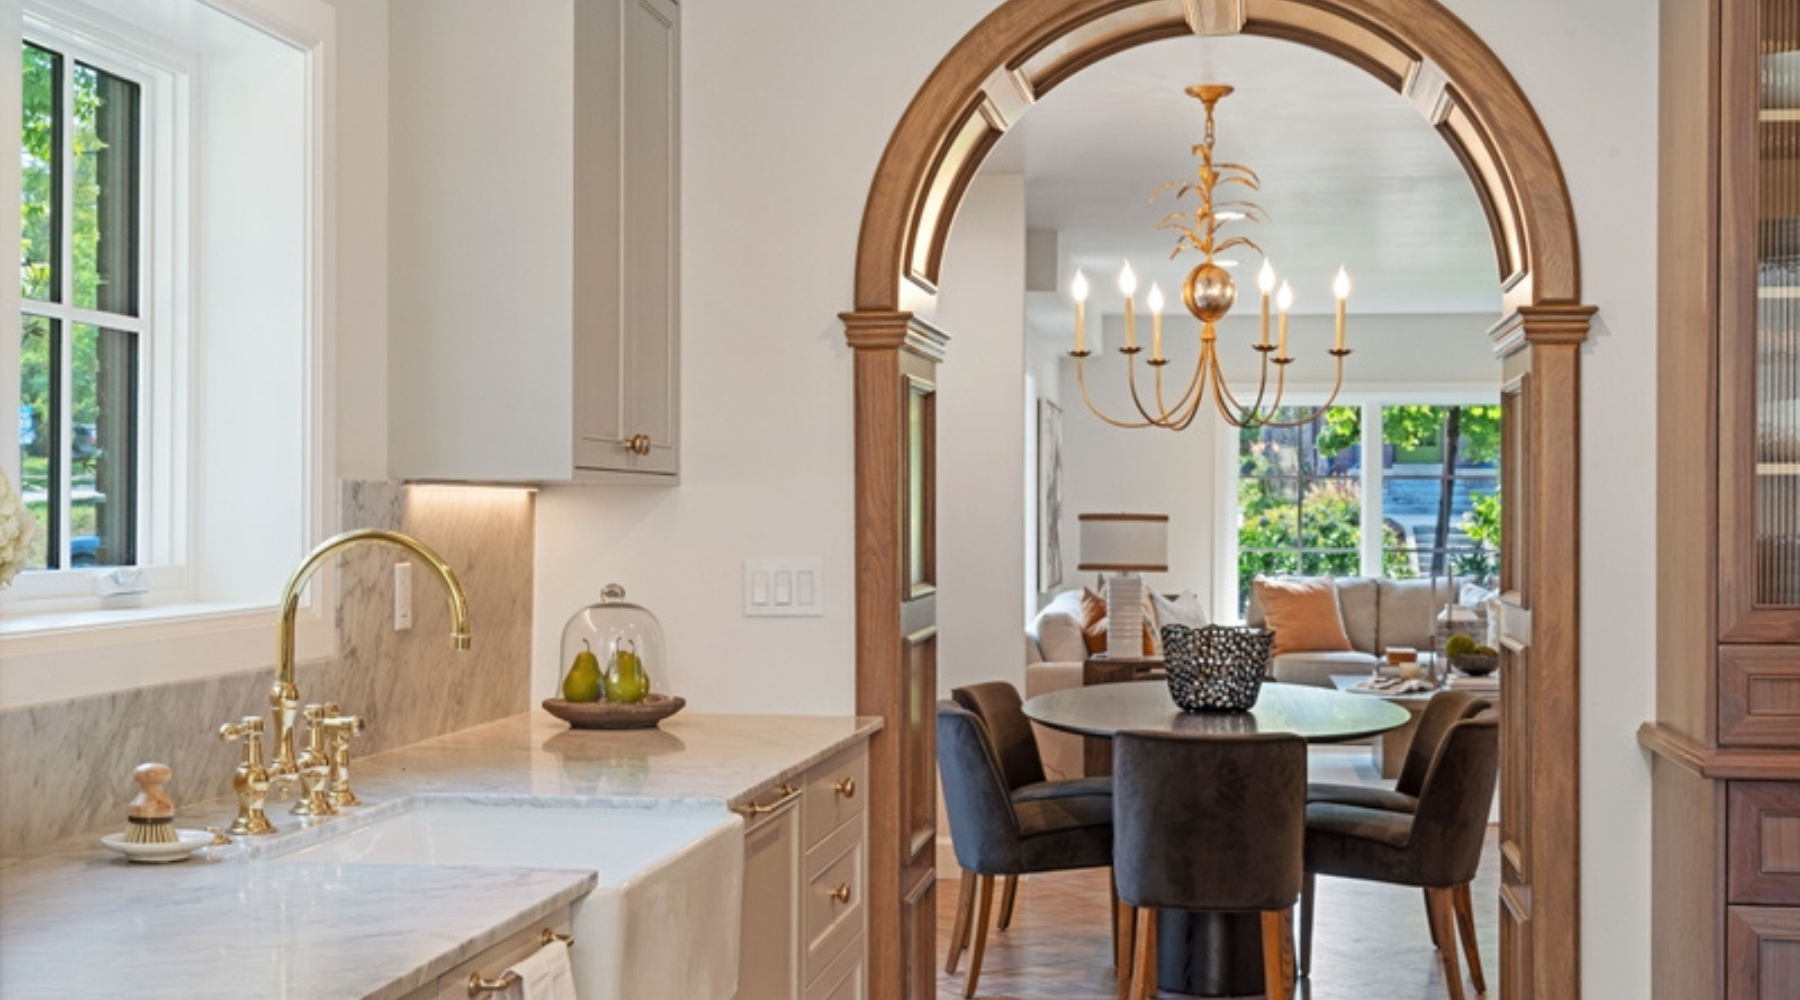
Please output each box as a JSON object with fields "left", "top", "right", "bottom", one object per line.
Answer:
{"left": 541, "top": 694, "right": 686, "bottom": 730}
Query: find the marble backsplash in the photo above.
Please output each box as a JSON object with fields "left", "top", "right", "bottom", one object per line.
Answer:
{"left": 0, "top": 481, "right": 534, "bottom": 856}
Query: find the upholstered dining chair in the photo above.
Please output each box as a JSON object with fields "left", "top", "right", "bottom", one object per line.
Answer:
{"left": 950, "top": 681, "right": 1113, "bottom": 933}
{"left": 1307, "top": 688, "right": 1491, "bottom": 812}
{"left": 936, "top": 700, "right": 1114, "bottom": 999}
{"left": 1300, "top": 710, "right": 1500, "bottom": 1000}
{"left": 1112, "top": 730, "right": 1307, "bottom": 1000}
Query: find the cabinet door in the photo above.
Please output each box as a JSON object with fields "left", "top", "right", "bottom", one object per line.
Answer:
{"left": 1728, "top": 906, "right": 1800, "bottom": 999}
{"left": 1723, "top": 0, "right": 1800, "bottom": 641}
{"left": 574, "top": 0, "right": 680, "bottom": 478}
{"left": 739, "top": 794, "right": 803, "bottom": 1000}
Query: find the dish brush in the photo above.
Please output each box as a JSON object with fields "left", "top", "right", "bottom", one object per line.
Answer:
{"left": 122, "top": 762, "right": 178, "bottom": 845}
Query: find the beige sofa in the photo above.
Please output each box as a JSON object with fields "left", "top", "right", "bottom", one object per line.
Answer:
{"left": 1245, "top": 575, "right": 1467, "bottom": 687}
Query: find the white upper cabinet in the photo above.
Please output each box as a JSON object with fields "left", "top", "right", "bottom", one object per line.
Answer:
{"left": 389, "top": 0, "right": 680, "bottom": 483}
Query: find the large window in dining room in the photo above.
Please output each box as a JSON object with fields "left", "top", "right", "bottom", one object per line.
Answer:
{"left": 1234, "top": 402, "right": 1501, "bottom": 612}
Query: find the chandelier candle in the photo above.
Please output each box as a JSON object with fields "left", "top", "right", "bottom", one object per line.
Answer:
{"left": 1067, "top": 82, "right": 1354, "bottom": 430}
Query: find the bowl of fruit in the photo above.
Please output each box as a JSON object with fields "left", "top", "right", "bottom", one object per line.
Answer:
{"left": 1444, "top": 634, "right": 1501, "bottom": 676}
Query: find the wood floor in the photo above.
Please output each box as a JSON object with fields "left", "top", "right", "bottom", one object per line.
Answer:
{"left": 935, "top": 746, "right": 1501, "bottom": 1000}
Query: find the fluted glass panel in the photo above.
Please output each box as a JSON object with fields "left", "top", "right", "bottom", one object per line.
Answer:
{"left": 1760, "top": 0, "right": 1800, "bottom": 605}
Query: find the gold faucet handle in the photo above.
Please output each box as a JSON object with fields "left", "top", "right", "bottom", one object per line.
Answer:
{"left": 219, "top": 715, "right": 265, "bottom": 749}
{"left": 323, "top": 714, "right": 365, "bottom": 807}
{"left": 218, "top": 717, "right": 275, "bottom": 836}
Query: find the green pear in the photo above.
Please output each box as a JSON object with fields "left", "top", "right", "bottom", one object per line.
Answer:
{"left": 604, "top": 644, "right": 650, "bottom": 704}
{"left": 563, "top": 641, "right": 603, "bottom": 702}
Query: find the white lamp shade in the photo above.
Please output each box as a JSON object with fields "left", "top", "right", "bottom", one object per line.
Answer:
{"left": 1077, "top": 514, "right": 1169, "bottom": 573}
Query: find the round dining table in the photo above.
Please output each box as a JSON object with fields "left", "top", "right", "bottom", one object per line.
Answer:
{"left": 1022, "top": 679, "right": 1411, "bottom": 998}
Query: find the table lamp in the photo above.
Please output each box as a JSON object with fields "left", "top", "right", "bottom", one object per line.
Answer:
{"left": 1077, "top": 513, "right": 1169, "bottom": 660}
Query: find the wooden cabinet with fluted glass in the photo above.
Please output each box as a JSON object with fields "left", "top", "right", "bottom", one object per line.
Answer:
{"left": 1647, "top": 1, "right": 1800, "bottom": 997}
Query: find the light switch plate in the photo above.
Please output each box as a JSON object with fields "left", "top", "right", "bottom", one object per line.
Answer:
{"left": 744, "top": 559, "right": 824, "bottom": 616}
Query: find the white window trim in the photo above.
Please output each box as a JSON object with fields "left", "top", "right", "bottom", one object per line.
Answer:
{"left": 0, "top": 0, "right": 338, "bottom": 712}
{"left": 1216, "top": 385, "right": 1500, "bottom": 617}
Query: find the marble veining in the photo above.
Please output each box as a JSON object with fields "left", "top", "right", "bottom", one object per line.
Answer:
{"left": 0, "top": 710, "right": 880, "bottom": 999}
{"left": 0, "top": 481, "right": 534, "bottom": 857}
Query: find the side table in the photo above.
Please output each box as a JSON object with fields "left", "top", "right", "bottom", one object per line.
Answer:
{"left": 1329, "top": 672, "right": 1501, "bottom": 778}
{"left": 1080, "top": 654, "right": 1163, "bottom": 775}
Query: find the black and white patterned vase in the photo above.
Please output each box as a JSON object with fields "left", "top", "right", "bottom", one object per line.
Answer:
{"left": 1159, "top": 623, "right": 1275, "bottom": 712}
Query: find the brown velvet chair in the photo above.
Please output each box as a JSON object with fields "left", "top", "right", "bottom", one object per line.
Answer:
{"left": 949, "top": 681, "right": 1113, "bottom": 936}
{"left": 1307, "top": 688, "right": 1490, "bottom": 813}
{"left": 936, "top": 700, "right": 1114, "bottom": 998}
{"left": 1112, "top": 730, "right": 1307, "bottom": 1000}
{"left": 1301, "top": 710, "right": 1500, "bottom": 1000}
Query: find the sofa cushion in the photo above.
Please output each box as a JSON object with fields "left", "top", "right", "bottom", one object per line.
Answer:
{"left": 1151, "top": 589, "right": 1209, "bottom": 630}
{"left": 1029, "top": 589, "right": 1090, "bottom": 664}
{"left": 1247, "top": 577, "right": 1375, "bottom": 652}
{"left": 1253, "top": 576, "right": 1353, "bottom": 656}
{"left": 1270, "top": 650, "right": 1381, "bottom": 687}
{"left": 1375, "top": 576, "right": 1462, "bottom": 651}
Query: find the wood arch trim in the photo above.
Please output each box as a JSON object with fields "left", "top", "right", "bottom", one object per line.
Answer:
{"left": 850, "top": 0, "right": 1583, "bottom": 314}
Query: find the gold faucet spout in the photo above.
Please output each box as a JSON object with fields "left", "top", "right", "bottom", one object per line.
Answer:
{"left": 270, "top": 529, "right": 471, "bottom": 776}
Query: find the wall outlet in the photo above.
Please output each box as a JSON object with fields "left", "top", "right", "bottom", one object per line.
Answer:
{"left": 394, "top": 562, "right": 413, "bottom": 631}
{"left": 744, "top": 558, "right": 824, "bottom": 617}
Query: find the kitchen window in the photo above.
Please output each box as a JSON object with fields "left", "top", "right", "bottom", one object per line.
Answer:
{"left": 3, "top": 0, "right": 334, "bottom": 708}
{"left": 19, "top": 38, "right": 143, "bottom": 575}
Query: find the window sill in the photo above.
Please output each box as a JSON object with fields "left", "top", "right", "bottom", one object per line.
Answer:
{"left": 0, "top": 600, "right": 335, "bottom": 711}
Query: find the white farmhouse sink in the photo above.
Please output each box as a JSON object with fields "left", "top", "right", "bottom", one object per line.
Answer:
{"left": 274, "top": 799, "right": 744, "bottom": 1000}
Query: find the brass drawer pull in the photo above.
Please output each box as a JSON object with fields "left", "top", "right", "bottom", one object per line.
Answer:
{"left": 831, "top": 883, "right": 852, "bottom": 904}
{"left": 626, "top": 434, "right": 653, "bottom": 455}
{"left": 735, "top": 784, "right": 800, "bottom": 817}
{"left": 467, "top": 930, "right": 574, "bottom": 996}
{"left": 834, "top": 777, "right": 856, "bottom": 799}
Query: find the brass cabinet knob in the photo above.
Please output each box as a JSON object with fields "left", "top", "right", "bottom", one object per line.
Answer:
{"left": 626, "top": 434, "right": 653, "bottom": 456}
{"left": 831, "top": 883, "right": 852, "bottom": 904}
{"left": 834, "top": 777, "right": 856, "bottom": 799}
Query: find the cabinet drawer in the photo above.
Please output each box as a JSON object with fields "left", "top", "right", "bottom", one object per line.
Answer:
{"left": 434, "top": 912, "right": 573, "bottom": 1000}
{"left": 1726, "top": 906, "right": 1800, "bottom": 999}
{"left": 804, "top": 930, "right": 864, "bottom": 1000}
{"left": 1720, "top": 647, "right": 1800, "bottom": 746}
{"left": 802, "top": 743, "right": 868, "bottom": 849}
{"left": 803, "top": 815, "right": 865, "bottom": 985}
{"left": 1730, "top": 783, "right": 1800, "bottom": 904}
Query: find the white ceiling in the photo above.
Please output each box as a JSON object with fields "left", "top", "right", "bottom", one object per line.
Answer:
{"left": 986, "top": 33, "right": 1502, "bottom": 342}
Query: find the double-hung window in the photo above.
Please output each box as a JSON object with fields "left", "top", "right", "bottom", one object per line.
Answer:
{"left": 20, "top": 36, "right": 143, "bottom": 575}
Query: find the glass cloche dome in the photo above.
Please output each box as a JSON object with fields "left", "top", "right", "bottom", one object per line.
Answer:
{"left": 559, "top": 584, "right": 669, "bottom": 703}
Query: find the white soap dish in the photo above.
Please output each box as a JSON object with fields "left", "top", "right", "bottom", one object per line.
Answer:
{"left": 101, "top": 828, "right": 212, "bottom": 863}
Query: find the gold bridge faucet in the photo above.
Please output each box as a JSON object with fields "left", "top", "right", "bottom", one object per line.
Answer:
{"left": 267, "top": 529, "right": 472, "bottom": 786}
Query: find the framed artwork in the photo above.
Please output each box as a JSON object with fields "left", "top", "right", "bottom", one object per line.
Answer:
{"left": 1038, "top": 399, "right": 1064, "bottom": 592}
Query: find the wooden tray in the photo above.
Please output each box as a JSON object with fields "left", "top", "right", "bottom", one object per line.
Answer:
{"left": 542, "top": 694, "right": 686, "bottom": 730}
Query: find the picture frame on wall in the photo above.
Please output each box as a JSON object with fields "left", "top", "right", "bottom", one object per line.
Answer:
{"left": 1038, "top": 399, "right": 1064, "bottom": 592}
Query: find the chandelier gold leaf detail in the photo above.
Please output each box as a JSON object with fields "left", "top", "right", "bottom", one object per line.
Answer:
{"left": 1069, "top": 84, "right": 1352, "bottom": 430}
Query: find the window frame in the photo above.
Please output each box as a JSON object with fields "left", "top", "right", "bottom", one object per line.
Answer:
{"left": 1224, "top": 393, "right": 1502, "bottom": 613}
{"left": 0, "top": 0, "right": 338, "bottom": 710}
{"left": 13, "top": 18, "right": 176, "bottom": 605}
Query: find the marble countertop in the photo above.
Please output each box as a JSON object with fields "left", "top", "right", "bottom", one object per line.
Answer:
{"left": 0, "top": 709, "right": 881, "bottom": 1000}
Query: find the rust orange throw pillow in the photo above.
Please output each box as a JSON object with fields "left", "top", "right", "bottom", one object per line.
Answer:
{"left": 1253, "top": 576, "right": 1353, "bottom": 656}
{"left": 1078, "top": 586, "right": 1158, "bottom": 656}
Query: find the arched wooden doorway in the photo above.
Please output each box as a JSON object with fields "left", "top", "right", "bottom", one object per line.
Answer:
{"left": 841, "top": 2, "right": 1595, "bottom": 999}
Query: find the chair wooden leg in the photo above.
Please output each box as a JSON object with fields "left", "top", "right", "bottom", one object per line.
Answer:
{"left": 1453, "top": 882, "right": 1487, "bottom": 995}
{"left": 998, "top": 874, "right": 1019, "bottom": 930}
{"left": 1300, "top": 872, "right": 1316, "bottom": 978}
{"left": 963, "top": 875, "right": 996, "bottom": 999}
{"left": 1128, "top": 907, "right": 1158, "bottom": 1000}
{"left": 1261, "top": 906, "right": 1296, "bottom": 1000}
{"left": 1424, "top": 886, "right": 1466, "bottom": 1000}
{"left": 1115, "top": 895, "right": 1135, "bottom": 999}
{"left": 1425, "top": 888, "right": 1443, "bottom": 950}
{"left": 946, "top": 869, "right": 975, "bottom": 974}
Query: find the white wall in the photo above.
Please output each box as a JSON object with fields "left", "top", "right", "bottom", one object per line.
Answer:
{"left": 935, "top": 174, "right": 1027, "bottom": 697}
{"left": 529, "top": 0, "right": 1657, "bottom": 991}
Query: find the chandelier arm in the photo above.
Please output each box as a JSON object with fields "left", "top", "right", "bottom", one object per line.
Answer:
{"left": 1124, "top": 351, "right": 1193, "bottom": 428}
{"left": 1073, "top": 355, "right": 1163, "bottom": 429}
{"left": 1255, "top": 352, "right": 1351, "bottom": 428}
{"left": 1150, "top": 331, "right": 1211, "bottom": 419}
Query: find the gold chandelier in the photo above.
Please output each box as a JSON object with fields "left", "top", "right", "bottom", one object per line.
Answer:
{"left": 1069, "top": 84, "right": 1352, "bottom": 430}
